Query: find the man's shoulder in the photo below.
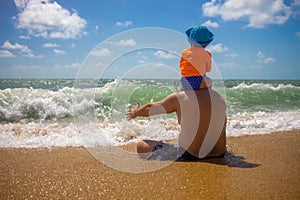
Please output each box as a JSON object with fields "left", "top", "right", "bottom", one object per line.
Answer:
{"left": 162, "top": 93, "right": 180, "bottom": 103}
{"left": 174, "top": 91, "right": 188, "bottom": 100}
{"left": 176, "top": 89, "right": 217, "bottom": 99}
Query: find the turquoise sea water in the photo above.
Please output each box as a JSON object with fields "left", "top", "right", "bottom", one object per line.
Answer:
{"left": 0, "top": 79, "right": 299, "bottom": 147}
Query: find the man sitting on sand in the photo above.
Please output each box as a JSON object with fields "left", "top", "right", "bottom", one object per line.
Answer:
{"left": 126, "top": 77, "right": 227, "bottom": 161}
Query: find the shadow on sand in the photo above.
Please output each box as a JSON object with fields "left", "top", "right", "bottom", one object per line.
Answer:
{"left": 183, "top": 152, "right": 261, "bottom": 169}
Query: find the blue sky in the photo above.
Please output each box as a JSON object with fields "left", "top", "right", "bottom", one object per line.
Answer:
{"left": 0, "top": 0, "right": 300, "bottom": 79}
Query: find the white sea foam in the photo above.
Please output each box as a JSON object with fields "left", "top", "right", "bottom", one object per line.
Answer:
{"left": 0, "top": 119, "right": 180, "bottom": 148}
{"left": 231, "top": 82, "right": 299, "bottom": 90}
{"left": 1, "top": 79, "right": 299, "bottom": 148}
{"left": 227, "top": 110, "right": 300, "bottom": 136}
{"left": 0, "top": 110, "right": 299, "bottom": 148}
{"left": 0, "top": 122, "right": 82, "bottom": 148}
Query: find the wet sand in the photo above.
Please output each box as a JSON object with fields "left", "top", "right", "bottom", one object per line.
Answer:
{"left": 1, "top": 131, "right": 300, "bottom": 199}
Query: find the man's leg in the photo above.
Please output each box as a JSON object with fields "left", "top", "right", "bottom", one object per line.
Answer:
{"left": 136, "top": 140, "right": 159, "bottom": 155}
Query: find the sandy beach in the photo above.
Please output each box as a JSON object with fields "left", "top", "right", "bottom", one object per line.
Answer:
{"left": 1, "top": 130, "right": 299, "bottom": 199}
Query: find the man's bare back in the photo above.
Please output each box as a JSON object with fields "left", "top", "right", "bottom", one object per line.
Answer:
{"left": 127, "top": 86, "right": 227, "bottom": 159}
{"left": 176, "top": 89, "right": 226, "bottom": 158}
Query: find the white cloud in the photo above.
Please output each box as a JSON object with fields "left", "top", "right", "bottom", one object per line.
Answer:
{"left": 202, "top": 0, "right": 291, "bottom": 28}
{"left": 154, "top": 50, "right": 177, "bottom": 59}
{"left": 91, "top": 48, "right": 113, "bottom": 56}
{"left": 116, "top": 21, "right": 133, "bottom": 27}
{"left": 250, "top": 64, "right": 263, "bottom": 69}
{"left": 0, "top": 50, "right": 16, "bottom": 58}
{"left": 42, "top": 43, "right": 60, "bottom": 48}
{"left": 107, "top": 39, "right": 137, "bottom": 47}
{"left": 257, "top": 51, "right": 275, "bottom": 64}
{"left": 1, "top": 40, "right": 34, "bottom": 57}
{"left": 206, "top": 43, "right": 229, "bottom": 53}
{"left": 202, "top": 20, "right": 219, "bottom": 28}
{"left": 228, "top": 53, "right": 239, "bottom": 59}
{"left": 2, "top": 40, "right": 30, "bottom": 52}
{"left": 53, "top": 49, "right": 65, "bottom": 55}
{"left": 217, "top": 62, "right": 239, "bottom": 68}
{"left": 137, "top": 60, "right": 146, "bottom": 64}
{"left": 136, "top": 54, "right": 148, "bottom": 64}
{"left": 95, "top": 62, "right": 104, "bottom": 67}
{"left": 13, "top": 64, "right": 40, "bottom": 70}
{"left": 293, "top": 0, "right": 300, "bottom": 6}
{"left": 67, "top": 63, "right": 80, "bottom": 69}
{"left": 53, "top": 63, "right": 80, "bottom": 69}
{"left": 14, "top": 0, "right": 87, "bottom": 39}
{"left": 296, "top": 32, "right": 300, "bottom": 38}
{"left": 19, "top": 35, "right": 30, "bottom": 39}
{"left": 13, "top": 0, "right": 30, "bottom": 10}
{"left": 94, "top": 25, "right": 99, "bottom": 34}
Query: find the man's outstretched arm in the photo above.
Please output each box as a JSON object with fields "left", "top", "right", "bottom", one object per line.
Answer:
{"left": 126, "top": 93, "right": 178, "bottom": 120}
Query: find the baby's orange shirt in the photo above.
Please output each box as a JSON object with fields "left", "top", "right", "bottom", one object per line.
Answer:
{"left": 180, "top": 46, "right": 212, "bottom": 77}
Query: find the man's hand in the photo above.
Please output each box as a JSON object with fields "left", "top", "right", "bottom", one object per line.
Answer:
{"left": 126, "top": 102, "right": 140, "bottom": 120}
{"left": 126, "top": 93, "right": 178, "bottom": 120}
